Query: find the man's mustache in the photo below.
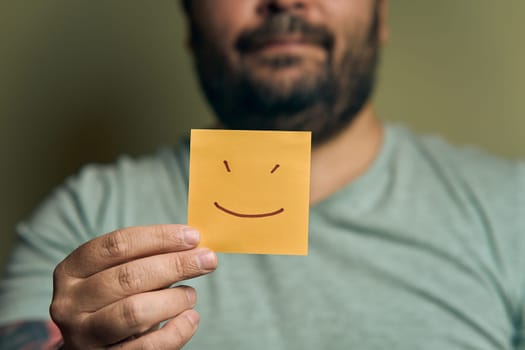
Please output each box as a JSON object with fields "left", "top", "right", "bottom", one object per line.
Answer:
{"left": 235, "top": 14, "right": 334, "bottom": 53}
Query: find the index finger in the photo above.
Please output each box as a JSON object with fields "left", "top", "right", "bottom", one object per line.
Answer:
{"left": 62, "top": 224, "right": 200, "bottom": 278}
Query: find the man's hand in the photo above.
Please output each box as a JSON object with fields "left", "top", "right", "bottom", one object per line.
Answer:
{"left": 50, "top": 224, "right": 217, "bottom": 349}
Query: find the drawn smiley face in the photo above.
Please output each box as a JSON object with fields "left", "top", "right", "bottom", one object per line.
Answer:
{"left": 214, "top": 160, "right": 285, "bottom": 218}
{"left": 188, "top": 129, "right": 311, "bottom": 255}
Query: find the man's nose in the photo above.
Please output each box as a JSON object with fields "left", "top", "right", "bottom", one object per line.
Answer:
{"left": 257, "top": 0, "right": 308, "bottom": 16}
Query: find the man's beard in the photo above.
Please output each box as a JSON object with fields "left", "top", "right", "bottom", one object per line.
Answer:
{"left": 191, "top": 11, "right": 380, "bottom": 144}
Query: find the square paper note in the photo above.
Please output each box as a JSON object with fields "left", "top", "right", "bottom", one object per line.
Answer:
{"left": 188, "top": 129, "right": 311, "bottom": 255}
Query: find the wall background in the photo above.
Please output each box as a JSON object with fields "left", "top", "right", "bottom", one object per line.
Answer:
{"left": 1, "top": 1, "right": 524, "bottom": 268}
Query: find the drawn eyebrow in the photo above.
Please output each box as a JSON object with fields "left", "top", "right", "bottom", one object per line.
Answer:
{"left": 270, "top": 164, "right": 280, "bottom": 174}
{"left": 223, "top": 160, "right": 231, "bottom": 173}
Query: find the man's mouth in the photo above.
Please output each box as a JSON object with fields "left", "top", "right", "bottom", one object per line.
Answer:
{"left": 214, "top": 201, "right": 285, "bottom": 218}
{"left": 235, "top": 14, "right": 334, "bottom": 56}
{"left": 246, "top": 36, "right": 320, "bottom": 53}
{"left": 238, "top": 35, "right": 328, "bottom": 55}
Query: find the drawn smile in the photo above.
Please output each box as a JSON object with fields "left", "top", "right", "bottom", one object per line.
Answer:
{"left": 214, "top": 202, "right": 284, "bottom": 218}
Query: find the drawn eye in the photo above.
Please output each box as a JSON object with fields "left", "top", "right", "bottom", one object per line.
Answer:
{"left": 270, "top": 164, "right": 280, "bottom": 174}
{"left": 223, "top": 160, "right": 231, "bottom": 173}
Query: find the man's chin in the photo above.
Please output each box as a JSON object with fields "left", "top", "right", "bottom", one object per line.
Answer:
{"left": 247, "top": 75, "right": 312, "bottom": 99}
{"left": 241, "top": 53, "right": 327, "bottom": 85}
{"left": 241, "top": 69, "right": 330, "bottom": 107}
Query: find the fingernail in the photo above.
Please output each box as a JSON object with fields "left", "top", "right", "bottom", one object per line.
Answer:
{"left": 184, "top": 287, "right": 197, "bottom": 307}
{"left": 196, "top": 249, "right": 217, "bottom": 270}
{"left": 183, "top": 228, "right": 200, "bottom": 245}
{"left": 185, "top": 310, "right": 200, "bottom": 326}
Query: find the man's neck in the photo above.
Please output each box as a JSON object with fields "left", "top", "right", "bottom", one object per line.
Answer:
{"left": 310, "top": 103, "right": 384, "bottom": 205}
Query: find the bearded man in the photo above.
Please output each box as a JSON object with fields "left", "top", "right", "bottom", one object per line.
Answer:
{"left": 1, "top": 1, "right": 524, "bottom": 349}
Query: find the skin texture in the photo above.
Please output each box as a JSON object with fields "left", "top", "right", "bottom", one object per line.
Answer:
{"left": 51, "top": 225, "right": 217, "bottom": 349}
{"left": 1, "top": 0, "right": 388, "bottom": 348}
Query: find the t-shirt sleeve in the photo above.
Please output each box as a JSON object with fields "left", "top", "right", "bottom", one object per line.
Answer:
{"left": 0, "top": 165, "right": 114, "bottom": 324}
{"left": 0, "top": 147, "right": 189, "bottom": 325}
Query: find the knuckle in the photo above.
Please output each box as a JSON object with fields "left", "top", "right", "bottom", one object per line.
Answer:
{"left": 174, "top": 314, "right": 197, "bottom": 347}
{"left": 171, "top": 322, "right": 188, "bottom": 348}
{"left": 120, "top": 298, "right": 142, "bottom": 330}
{"left": 170, "top": 254, "right": 190, "bottom": 278}
{"left": 117, "top": 265, "right": 142, "bottom": 293}
{"left": 49, "top": 300, "right": 61, "bottom": 321}
{"left": 52, "top": 262, "right": 64, "bottom": 282}
{"left": 49, "top": 298, "right": 72, "bottom": 325}
{"left": 102, "top": 229, "right": 130, "bottom": 259}
{"left": 156, "top": 225, "right": 185, "bottom": 250}
{"left": 181, "top": 286, "right": 197, "bottom": 307}
{"left": 139, "top": 337, "right": 158, "bottom": 350}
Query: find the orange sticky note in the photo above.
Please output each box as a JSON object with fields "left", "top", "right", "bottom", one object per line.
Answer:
{"left": 188, "top": 129, "right": 311, "bottom": 255}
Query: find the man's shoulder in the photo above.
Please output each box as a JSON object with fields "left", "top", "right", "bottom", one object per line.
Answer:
{"left": 26, "top": 142, "right": 191, "bottom": 239}
{"left": 387, "top": 124, "right": 525, "bottom": 235}
{"left": 67, "top": 142, "right": 190, "bottom": 195}
{"left": 390, "top": 124, "right": 524, "bottom": 190}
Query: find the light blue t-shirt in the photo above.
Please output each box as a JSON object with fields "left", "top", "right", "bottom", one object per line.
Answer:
{"left": 1, "top": 124, "right": 525, "bottom": 349}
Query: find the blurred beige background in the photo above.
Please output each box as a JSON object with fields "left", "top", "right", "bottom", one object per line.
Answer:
{"left": 1, "top": 1, "right": 524, "bottom": 269}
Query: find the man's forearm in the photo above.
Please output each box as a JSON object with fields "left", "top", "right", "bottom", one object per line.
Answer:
{"left": 0, "top": 320, "right": 62, "bottom": 350}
